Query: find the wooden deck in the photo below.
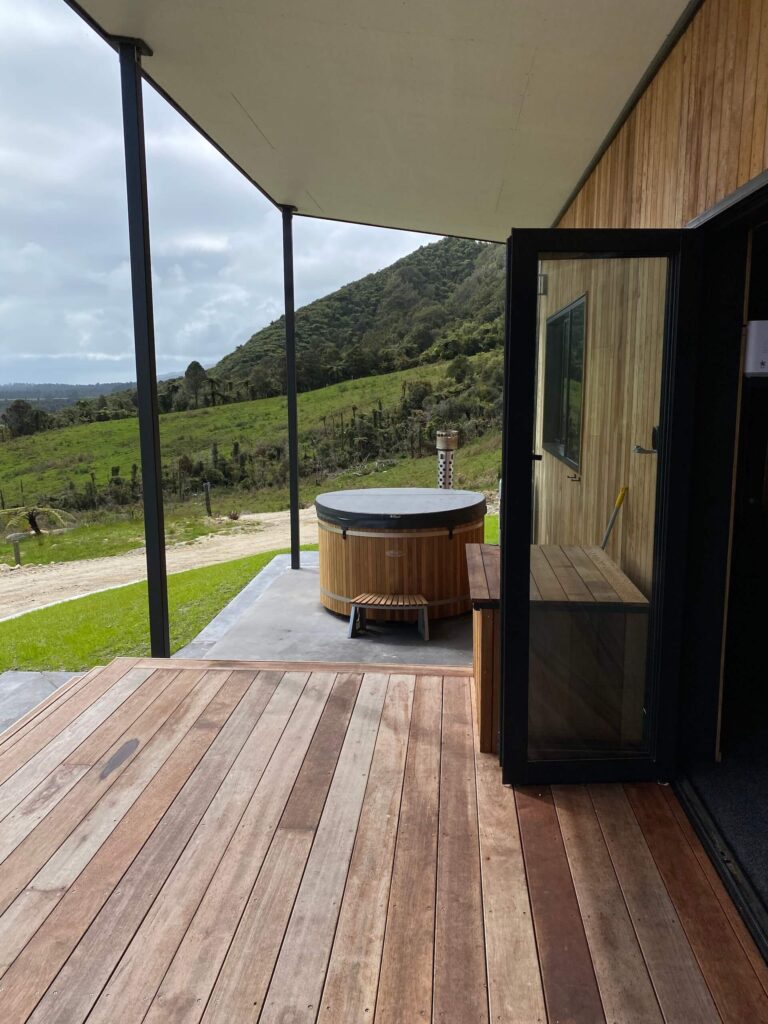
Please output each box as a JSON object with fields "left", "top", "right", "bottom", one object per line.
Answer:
{"left": 0, "top": 657, "right": 766, "bottom": 1024}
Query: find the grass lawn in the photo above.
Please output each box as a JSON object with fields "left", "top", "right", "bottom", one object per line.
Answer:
{"left": 0, "top": 514, "right": 499, "bottom": 672}
{"left": 485, "top": 514, "right": 499, "bottom": 544}
{"left": 0, "top": 546, "right": 314, "bottom": 672}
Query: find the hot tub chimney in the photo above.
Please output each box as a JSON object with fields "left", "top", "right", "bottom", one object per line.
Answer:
{"left": 436, "top": 430, "right": 459, "bottom": 489}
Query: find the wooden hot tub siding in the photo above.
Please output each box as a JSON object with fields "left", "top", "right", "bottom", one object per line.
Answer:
{"left": 318, "top": 519, "right": 484, "bottom": 620}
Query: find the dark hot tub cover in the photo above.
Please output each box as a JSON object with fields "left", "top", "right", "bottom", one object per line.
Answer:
{"left": 315, "top": 487, "right": 486, "bottom": 530}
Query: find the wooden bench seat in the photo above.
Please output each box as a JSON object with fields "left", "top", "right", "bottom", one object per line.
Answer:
{"left": 467, "top": 543, "right": 650, "bottom": 755}
{"left": 348, "top": 593, "right": 429, "bottom": 640}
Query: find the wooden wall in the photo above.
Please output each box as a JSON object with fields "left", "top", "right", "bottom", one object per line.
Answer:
{"left": 559, "top": 0, "right": 768, "bottom": 229}
{"left": 533, "top": 258, "right": 667, "bottom": 596}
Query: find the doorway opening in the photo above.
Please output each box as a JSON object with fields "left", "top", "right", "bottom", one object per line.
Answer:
{"left": 686, "top": 220, "right": 768, "bottom": 917}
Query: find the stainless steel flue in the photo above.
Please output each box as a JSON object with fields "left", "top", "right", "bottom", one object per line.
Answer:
{"left": 436, "top": 430, "right": 459, "bottom": 488}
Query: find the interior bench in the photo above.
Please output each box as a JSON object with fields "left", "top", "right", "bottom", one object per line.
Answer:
{"left": 466, "top": 543, "right": 649, "bottom": 755}
{"left": 348, "top": 593, "right": 429, "bottom": 641}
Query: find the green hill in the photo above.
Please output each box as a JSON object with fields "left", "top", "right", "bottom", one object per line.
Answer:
{"left": 0, "top": 235, "right": 506, "bottom": 515}
{"left": 211, "top": 235, "right": 504, "bottom": 395}
{"left": 2, "top": 236, "right": 504, "bottom": 436}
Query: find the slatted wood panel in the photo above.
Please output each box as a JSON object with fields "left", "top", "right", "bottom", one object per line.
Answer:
{"left": 559, "top": 0, "right": 768, "bottom": 229}
{"left": 318, "top": 518, "right": 484, "bottom": 619}
{"left": 0, "top": 657, "right": 764, "bottom": 1023}
{"left": 534, "top": 257, "right": 666, "bottom": 598}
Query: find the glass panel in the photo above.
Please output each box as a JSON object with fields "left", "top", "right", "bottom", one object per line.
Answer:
{"left": 529, "top": 256, "right": 667, "bottom": 760}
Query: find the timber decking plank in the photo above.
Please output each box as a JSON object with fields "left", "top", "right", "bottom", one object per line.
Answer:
{"left": 541, "top": 545, "right": 595, "bottom": 604}
{"left": 483, "top": 544, "right": 500, "bottom": 599}
{"left": 663, "top": 786, "right": 768, "bottom": 998}
{"left": 375, "top": 674, "right": 443, "bottom": 1024}
{"left": 135, "top": 657, "right": 473, "bottom": 677}
{"left": 85, "top": 671, "right": 329, "bottom": 1024}
{"left": 0, "top": 658, "right": 762, "bottom": 1024}
{"left": 589, "top": 784, "right": 720, "bottom": 1024}
{"left": 529, "top": 547, "right": 568, "bottom": 603}
{"left": 144, "top": 672, "right": 361, "bottom": 1024}
{"left": 562, "top": 546, "right": 621, "bottom": 604}
{"left": 626, "top": 782, "right": 768, "bottom": 1024}
{"left": 318, "top": 674, "right": 415, "bottom": 1024}
{"left": 466, "top": 544, "right": 491, "bottom": 603}
{"left": 17, "top": 670, "right": 289, "bottom": 1024}
{"left": 0, "top": 666, "right": 101, "bottom": 754}
{"left": 200, "top": 828, "right": 313, "bottom": 1024}
{"left": 0, "top": 669, "right": 235, "bottom": 978}
{"left": 552, "top": 785, "right": 663, "bottom": 1024}
{"left": 0, "top": 669, "right": 257, "bottom": 1024}
{"left": 516, "top": 786, "right": 606, "bottom": 1024}
{"left": 0, "top": 661, "right": 136, "bottom": 785}
{"left": 258, "top": 672, "right": 390, "bottom": 1024}
{"left": 275, "top": 672, "right": 362, "bottom": 830}
{"left": 472, "top": 682, "right": 544, "bottom": 1024}
{"left": 0, "top": 666, "right": 152, "bottom": 823}
{"left": 433, "top": 677, "right": 489, "bottom": 1024}
{"left": 583, "top": 547, "right": 648, "bottom": 606}
{"left": 0, "top": 668, "right": 197, "bottom": 870}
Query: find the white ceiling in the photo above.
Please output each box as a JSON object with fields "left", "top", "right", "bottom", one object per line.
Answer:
{"left": 70, "top": 1, "right": 690, "bottom": 241}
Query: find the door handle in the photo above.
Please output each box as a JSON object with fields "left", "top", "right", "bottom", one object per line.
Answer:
{"left": 532, "top": 453, "right": 542, "bottom": 461}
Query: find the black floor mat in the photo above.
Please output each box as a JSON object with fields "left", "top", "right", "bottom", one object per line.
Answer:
{"left": 688, "top": 725, "right": 768, "bottom": 909}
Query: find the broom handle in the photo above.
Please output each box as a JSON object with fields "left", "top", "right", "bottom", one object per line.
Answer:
{"left": 601, "top": 486, "right": 628, "bottom": 549}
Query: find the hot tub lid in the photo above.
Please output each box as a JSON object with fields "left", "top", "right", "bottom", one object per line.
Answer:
{"left": 315, "top": 487, "right": 487, "bottom": 530}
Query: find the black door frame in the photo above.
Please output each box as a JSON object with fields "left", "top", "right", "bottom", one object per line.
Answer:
{"left": 673, "top": 180, "right": 768, "bottom": 962}
{"left": 500, "top": 228, "right": 702, "bottom": 785}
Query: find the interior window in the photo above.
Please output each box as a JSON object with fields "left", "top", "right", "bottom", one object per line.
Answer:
{"left": 543, "top": 296, "right": 585, "bottom": 470}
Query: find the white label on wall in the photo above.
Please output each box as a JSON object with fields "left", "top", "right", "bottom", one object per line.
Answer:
{"left": 745, "top": 321, "right": 768, "bottom": 377}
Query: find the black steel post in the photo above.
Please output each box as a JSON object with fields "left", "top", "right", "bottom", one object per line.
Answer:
{"left": 118, "top": 39, "right": 170, "bottom": 657}
{"left": 282, "top": 206, "right": 301, "bottom": 569}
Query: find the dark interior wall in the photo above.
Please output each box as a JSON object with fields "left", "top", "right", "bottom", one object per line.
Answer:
{"left": 721, "top": 225, "right": 768, "bottom": 747}
{"left": 676, "top": 223, "right": 749, "bottom": 764}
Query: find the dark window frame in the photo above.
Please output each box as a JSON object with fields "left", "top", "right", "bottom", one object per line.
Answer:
{"left": 542, "top": 294, "right": 586, "bottom": 472}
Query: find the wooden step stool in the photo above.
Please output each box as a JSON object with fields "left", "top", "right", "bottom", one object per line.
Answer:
{"left": 348, "top": 593, "right": 429, "bottom": 641}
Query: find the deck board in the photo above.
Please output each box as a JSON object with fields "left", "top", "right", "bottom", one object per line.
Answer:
{"left": 0, "top": 658, "right": 762, "bottom": 1024}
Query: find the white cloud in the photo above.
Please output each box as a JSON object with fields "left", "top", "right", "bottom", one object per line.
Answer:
{"left": 0, "top": 0, "right": 436, "bottom": 385}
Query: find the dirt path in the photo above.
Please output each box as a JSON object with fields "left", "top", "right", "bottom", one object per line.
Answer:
{"left": 0, "top": 509, "right": 319, "bottom": 621}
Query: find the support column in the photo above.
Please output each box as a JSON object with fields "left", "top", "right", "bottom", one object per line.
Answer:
{"left": 282, "top": 205, "right": 301, "bottom": 569}
{"left": 118, "top": 39, "right": 170, "bottom": 656}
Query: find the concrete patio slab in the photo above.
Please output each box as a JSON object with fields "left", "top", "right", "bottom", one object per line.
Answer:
{"left": 176, "top": 552, "right": 472, "bottom": 667}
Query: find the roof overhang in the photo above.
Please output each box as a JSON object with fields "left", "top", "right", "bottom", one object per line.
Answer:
{"left": 67, "top": 0, "right": 694, "bottom": 241}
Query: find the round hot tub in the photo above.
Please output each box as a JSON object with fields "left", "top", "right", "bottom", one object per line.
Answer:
{"left": 316, "top": 487, "right": 486, "bottom": 621}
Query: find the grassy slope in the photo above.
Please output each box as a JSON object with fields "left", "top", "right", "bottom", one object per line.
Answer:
{"left": 0, "top": 362, "right": 448, "bottom": 500}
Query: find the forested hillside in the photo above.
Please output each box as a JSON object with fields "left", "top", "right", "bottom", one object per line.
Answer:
{"left": 214, "top": 236, "right": 504, "bottom": 395}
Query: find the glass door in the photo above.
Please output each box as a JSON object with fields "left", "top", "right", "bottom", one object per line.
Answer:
{"left": 500, "top": 229, "right": 700, "bottom": 784}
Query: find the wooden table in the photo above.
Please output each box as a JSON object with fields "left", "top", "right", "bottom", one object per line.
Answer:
{"left": 467, "top": 544, "right": 649, "bottom": 755}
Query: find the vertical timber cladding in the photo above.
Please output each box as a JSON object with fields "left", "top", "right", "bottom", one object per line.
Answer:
{"left": 534, "top": 259, "right": 666, "bottom": 597}
{"left": 558, "top": 0, "right": 768, "bottom": 230}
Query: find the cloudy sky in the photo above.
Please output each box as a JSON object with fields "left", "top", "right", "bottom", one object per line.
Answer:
{"left": 0, "top": 0, "right": 436, "bottom": 385}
